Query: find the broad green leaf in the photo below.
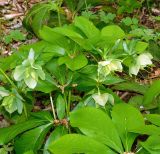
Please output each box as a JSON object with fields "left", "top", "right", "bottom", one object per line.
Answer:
{"left": 135, "top": 41, "right": 148, "bottom": 53}
{"left": 58, "top": 53, "right": 88, "bottom": 71}
{"left": 48, "top": 134, "right": 113, "bottom": 154}
{"left": 15, "top": 124, "right": 52, "bottom": 154}
{"left": 102, "top": 75, "right": 124, "bottom": 85}
{"left": 39, "top": 26, "right": 69, "bottom": 48}
{"left": 145, "top": 114, "right": 160, "bottom": 127}
{"left": 45, "top": 58, "right": 67, "bottom": 85}
{"left": 74, "top": 16, "right": 100, "bottom": 40}
{"left": 78, "top": 65, "right": 97, "bottom": 80}
{"left": 43, "top": 126, "right": 68, "bottom": 154}
{"left": 112, "top": 82, "right": 148, "bottom": 94}
{"left": 52, "top": 26, "right": 92, "bottom": 49}
{"left": 112, "top": 103, "right": 145, "bottom": 151}
{"left": 143, "top": 80, "right": 160, "bottom": 105}
{"left": 140, "top": 135, "right": 160, "bottom": 154}
{"left": 130, "top": 125, "right": 160, "bottom": 136}
{"left": 53, "top": 26, "right": 83, "bottom": 39}
{"left": 56, "top": 94, "right": 66, "bottom": 120}
{"left": 0, "top": 119, "right": 46, "bottom": 145}
{"left": 35, "top": 73, "right": 58, "bottom": 93}
{"left": 70, "top": 107, "right": 123, "bottom": 153}
{"left": 101, "top": 25, "right": 125, "bottom": 45}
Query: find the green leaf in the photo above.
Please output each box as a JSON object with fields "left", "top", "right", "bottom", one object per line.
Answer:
{"left": 58, "top": 53, "right": 88, "bottom": 71}
{"left": 35, "top": 74, "right": 58, "bottom": 93}
{"left": 48, "top": 134, "right": 113, "bottom": 154}
{"left": 70, "top": 107, "right": 123, "bottom": 153}
{"left": 15, "top": 124, "right": 52, "bottom": 154}
{"left": 128, "top": 95, "right": 144, "bottom": 109}
{"left": 111, "top": 103, "right": 145, "bottom": 151}
{"left": 31, "top": 6, "right": 51, "bottom": 36}
{"left": 43, "top": 126, "right": 68, "bottom": 154}
{"left": 135, "top": 41, "right": 148, "bottom": 53}
{"left": 140, "top": 135, "right": 160, "bottom": 154}
{"left": 112, "top": 82, "right": 148, "bottom": 94}
{"left": 145, "top": 114, "right": 160, "bottom": 127}
{"left": 101, "top": 25, "right": 125, "bottom": 45}
{"left": 56, "top": 95, "right": 66, "bottom": 120}
{"left": 130, "top": 125, "right": 160, "bottom": 136}
{"left": 74, "top": 16, "right": 100, "bottom": 40}
{"left": 102, "top": 75, "right": 124, "bottom": 85}
{"left": 23, "top": 3, "right": 54, "bottom": 36}
{"left": 39, "top": 26, "right": 69, "bottom": 48}
{"left": 0, "top": 119, "right": 46, "bottom": 145}
{"left": 143, "top": 80, "right": 160, "bottom": 105}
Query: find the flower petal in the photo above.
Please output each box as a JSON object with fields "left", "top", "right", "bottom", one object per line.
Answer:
{"left": 129, "top": 64, "right": 140, "bottom": 75}
{"left": 92, "top": 93, "right": 110, "bottom": 106}
{"left": 14, "top": 65, "right": 25, "bottom": 81}
{"left": 137, "top": 53, "right": 153, "bottom": 66}
{"left": 24, "top": 76, "right": 37, "bottom": 89}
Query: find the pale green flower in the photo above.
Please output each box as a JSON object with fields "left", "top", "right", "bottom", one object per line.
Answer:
{"left": 0, "top": 87, "right": 10, "bottom": 97}
{"left": 92, "top": 93, "right": 114, "bottom": 106}
{"left": 14, "top": 48, "right": 45, "bottom": 89}
{"left": 98, "top": 59, "right": 122, "bottom": 77}
{"left": 129, "top": 53, "right": 153, "bottom": 75}
{"left": 1, "top": 89, "right": 24, "bottom": 114}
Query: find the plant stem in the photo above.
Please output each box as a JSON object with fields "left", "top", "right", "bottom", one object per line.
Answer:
{"left": 50, "top": 93, "right": 57, "bottom": 120}
{"left": 0, "top": 68, "right": 17, "bottom": 89}
{"left": 67, "top": 90, "right": 71, "bottom": 116}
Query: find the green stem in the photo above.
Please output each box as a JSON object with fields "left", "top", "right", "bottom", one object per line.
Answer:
{"left": 64, "top": 92, "right": 68, "bottom": 117}
{"left": 0, "top": 68, "right": 17, "bottom": 89}
{"left": 67, "top": 90, "right": 71, "bottom": 116}
{"left": 50, "top": 93, "right": 57, "bottom": 120}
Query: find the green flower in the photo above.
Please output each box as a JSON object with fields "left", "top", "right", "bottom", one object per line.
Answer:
{"left": 92, "top": 93, "right": 114, "bottom": 106}
{"left": 129, "top": 53, "right": 153, "bottom": 75}
{"left": 14, "top": 48, "right": 45, "bottom": 89}
{"left": 98, "top": 59, "right": 122, "bottom": 77}
{"left": 1, "top": 89, "right": 24, "bottom": 114}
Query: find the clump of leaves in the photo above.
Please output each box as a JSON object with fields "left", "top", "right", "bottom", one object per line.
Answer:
{"left": 3, "top": 30, "right": 25, "bottom": 45}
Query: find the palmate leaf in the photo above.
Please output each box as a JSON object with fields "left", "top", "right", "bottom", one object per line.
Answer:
{"left": 70, "top": 107, "right": 123, "bottom": 153}
{"left": 48, "top": 134, "right": 113, "bottom": 154}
